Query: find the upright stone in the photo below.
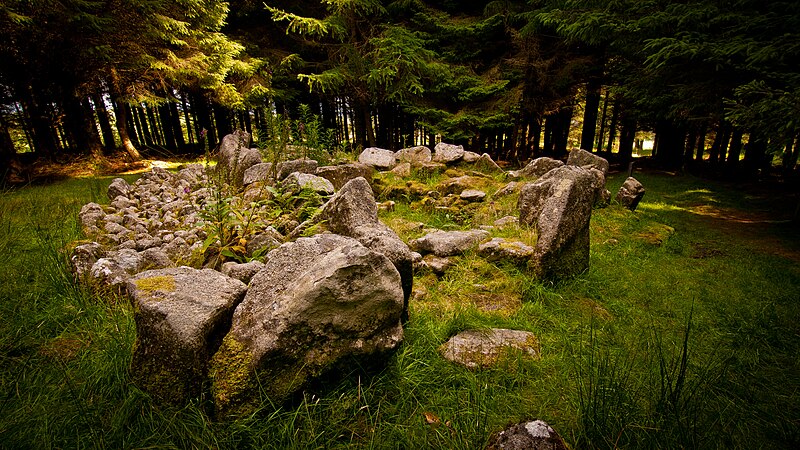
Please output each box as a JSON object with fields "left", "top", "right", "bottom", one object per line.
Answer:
{"left": 566, "top": 148, "right": 609, "bottom": 177}
{"left": 509, "top": 157, "right": 564, "bottom": 179}
{"left": 518, "top": 166, "right": 595, "bottom": 280}
{"left": 616, "top": 176, "right": 645, "bottom": 211}
{"left": 210, "top": 235, "right": 404, "bottom": 416}
{"left": 127, "top": 267, "right": 247, "bottom": 404}
{"left": 217, "top": 131, "right": 261, "bottom": 187}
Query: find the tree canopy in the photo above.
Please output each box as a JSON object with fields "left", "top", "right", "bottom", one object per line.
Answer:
{"left": 1, "top": 0, "right": 798, "bottom": 180}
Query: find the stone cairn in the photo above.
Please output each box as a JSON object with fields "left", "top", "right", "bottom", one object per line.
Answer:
{"left": 70, "top": 132, "right": 643, "bottom": 419}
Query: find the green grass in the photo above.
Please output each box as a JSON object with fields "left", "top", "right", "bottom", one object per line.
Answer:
{"left": 1, "top": 170, "right": 799, "bottom": 448}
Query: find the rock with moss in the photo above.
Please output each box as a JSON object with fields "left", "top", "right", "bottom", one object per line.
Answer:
{"left": 243, "top": 162, "right": 274, "bottom": 185}
{"left": 478, "top": 238, "right": 535, "bottom": 265}
{"left": 108, "top": 178, "right": 132, "bottom": 200}
{"left": 221, "top": 260, "right": 265, "bottom": 284}
{"left": 315, "top": 163, "right": 374, "bottom": 190}
{"left": 70, "top": 242, "right": 105, "bottom": 280}
{"left": 210, "top": 234, "right": 404, "bottom": 416}
{"left": 486, "top": 419, "right": 568, "bottom": 450}
{"left": 440, "top": 328, "right": 540, "bottom": 369}
{"left": 395, "top": 145, "right": 432, "bottom": 165}
{"left": 127, "top": 267, "right": 247, "bottom": 405}
{"left": 432, "top": 142, "right": 465, "bottom": 164}
{"left": 217, "top": 131, "right": 261, "bottom": 187}
{"left": 509, "top": 157, "right": 564, "bottom": 179}
{"left": 616, "top": 176, "right": 645, "bottom": 211}
{"left": 518, "top": 165, "right": 595, "bottom": 280}
{"left": 437, "top": 175, "right": 485, "bottom": 196}
{"left": 410, "top": 229, "right": 491, "bottom": 257}
{"left": 358, "top": 147, "right": 397, "bottom": 170}
{"left": 282, "top": 172, "right": 335, "bottom": 195}
{"left": 389, "top": 162, "right": 412, "bottom": 177}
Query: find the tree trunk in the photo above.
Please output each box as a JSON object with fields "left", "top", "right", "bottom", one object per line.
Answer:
{"left": 146, "top": 106, "right": 163, "bottom": 146}
{"left": 135, "top": 106, "right": 153, "bottom": 146}
{"left": 158, "top": 100, "right": 178, "bottom": 151}
{"left": 91, "top": 93, "right": 116, "bottom": 151}
{"left": 180, "top": 92, "right": 195, "bottom": 145}
{"left": 213, "top": 103, "right": 233, "bottom": 139}
{"left": 726, "top": 128, "right": 744, "bottom": 168}
{"left": 618, "top": 115, "right": 637, "bottom": 164}
{"left": 605, "top": 98, "right": 619, "bottom": 154}
{"left": 192, "top": 93, "right": 216, "bottom": 147}
{"left": 111, "top": 97, "right": 141, "bottom": 160}
{"left": 554, "top": 105, "right": 573, "bottom": 157}
{"left": 63, "top": 94, "right": 103, "bottom": 159}
{"left": 19, "top": 86, "right": 58, "bottom": 157}
{"left": 168, "top": 100, "right": 186, "bottom": 149}
{"left": 596, "top": 89, "right": 609, "bottom": 151}
{"left": 580, "top": 79, "right": 602, "bottom": 152}
{"left": 695, "top": 123, "right": 707, "bottom": 162}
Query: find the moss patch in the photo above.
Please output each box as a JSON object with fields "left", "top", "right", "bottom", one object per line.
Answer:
{"left": 210, "top": 335, "right": 255, "bottom": 416}
{"left": 134, "top": 275, "right": 176, "bottom": 295}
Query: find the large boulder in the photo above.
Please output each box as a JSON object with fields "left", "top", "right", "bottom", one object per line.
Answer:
{"left": 281, "top": 172, "right": 335, "bottom": 195}
{"left": 127, "top": 267, "right": 247, "bottom": 404}
{"left": 432, "top": 142, "right": 465, "bottom": 164}
{"left": 566, "top": 148, "right": 609, "bottom": 177}
{"left": 395, "top": 145, "right": 432, "bottom": 165}
{"left": 358, "top": 147, "right": 397, "bottom": 170}
{"left": 518, "top": 165, "right": 595, "bottom": 280}
{"left": 509, "top": 157, "right": 564, "bottom": 179}
{"left": 210, "top": 234, "right": 404, "bottom": 416}
{"left": 316, "top": 163, "right": 374, "bottom": 190}
{"left": 440, "top": 328, "right": 540, "bottom": 369}
{"left": 319, "top": 177, "right": 413, "bottom": 313}
{"left": 616, "top": 176, "right": 645, "bottom": 211}
{"left": 217, "top": 131, "right": 261, "bottom": 187}
{"left": 243, "top": 162, "right": 273, "bottom": 185}
{"left": 410, "top": 229, "right": 490, "bottom": 257}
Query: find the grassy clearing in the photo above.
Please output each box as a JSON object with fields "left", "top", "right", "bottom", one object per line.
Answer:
{"left": 0, "top": 170, "right": 798, "bottom": 448}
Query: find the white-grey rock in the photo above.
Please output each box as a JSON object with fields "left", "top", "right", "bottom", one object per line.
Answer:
{"left": 395, "top": 146, "right": 432, "bottom": 165}
{"left": 108, "top": 178, "right": 132, "bottom": 201}
{"left": 509, "top": 157, "right": 564, "bottom": 179}
{"left": 276, "top": 158, "right": 318, "bottom": 181}
{"left": 243, "top": 162, "right": 273, "bottom": 185}
{"left": 358, "top": 147, "right": 397, "bottom": 170}
{"left": 282, "top": 172, "right": 335, "bottom": 195}
{"left": 315, "top": 163, "right": 374, "bottom": 190}
{"left": 432, "top": 142, "right": 465, "bottom": 164}
{"left": 460, "top": 189, "right": 486, "bottom": 202}
{"left": 217, "top": 131, "right": 261, "bottom": 187}
{"left": 410, "top": 229, "right": 491, "bottom": 257}
{"left": 478, "top": 237, "right": 535, "bottom": 265}
{"left": 440, "top": 328, "right": 540, "bottom": 369}
{"left": 566, "top": 148, "right": 609, "bottom": 177}
{"left": 486, "top": 419, "right": 568, "bottom": 450}
{"left": 221, "top": 260, "right": 265, "bottom": 284}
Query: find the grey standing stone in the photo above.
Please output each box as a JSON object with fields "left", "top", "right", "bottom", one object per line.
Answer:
{"left": 217, "top": 131, "right": 261, "bottom": 187}
{"left": 616, "top": 176, "right": 645, "bottom": 211}
{"left": 509, "top": 157, "right": 564, "bottom": 179}
{"left": 210, "top": 235, "right": 404, "bottom": 416}
{"left": 518, "top": 165, "right": 595, "bottom": 280}
{"left": 127, "top": 267, "right": 247, "bottom": 404}
{"left": 566, "top": 148, "right": 609, "bottom": 177}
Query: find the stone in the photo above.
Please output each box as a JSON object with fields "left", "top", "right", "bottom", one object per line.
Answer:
{"left": 417, "top": 162, "right": 447, "bottom": 175}
{"left": 486, "top": 419, "right": 568, "bottom": 450}
{"left": 460, "top": 189, "right": 486, "bottom": 202}
{"left": 395, "top": 145, "right": 432, "bottom": 165}
{"left": 243, "top": 162, "right": 274, "bottom": 185}
{"left": 475, "top": 153, "right": 504, "bottom": 172}
{"left": 493, "top": 215, "right": 518, "bottom": 228}
{"left": 410, "top": 229, "right": 491, "bottom": 257}
{"left": 518, "top": 165, "right": 595, "bottom": 280}
{"left": 217, "top": 131, "right": 261, "bottom": 187}
{"left": 89, "top": 248, "right": 143, "bottom": 288}
{"left": 509, "top": 157, "right": 564, "bottom": 179}
{"left": 79, "top": 202, "right": 105, "bottom": 234}
{"left": 221, "top": 260, "right": 265, "bottom": 284}
{"left": 461, "top": 150, "right": 481, "bottom": 163}
{"left": 358, "top": 147, "right": 397, "bottom": 170}
{"left": 588, "top": 167, "right": 611, "bottom": 207}
{"left": 421, "top": 255, "right": 454, "bottom": 275}
{"left": 432, "top": 142, "right": 465, "bottom": 164}
{"left": 437, "top": 175, "right": 484, "bottom": 196}
{"left": 127, "top": 267, "right": 247, "bottom": 404}
{"left": 319, "top": 177, "right": 413, "bottom": 312}
{"left": 616, "top": 176, "right": 645, "bottom": 211}
{"left": 389, "top": 162, "right": 412, "bottom": 177}
{"left": 478, "top": 238, "right": 535, "bottom": 265}
{"left": 566, "top": 148, "right": 609, "bottom": 177}
{"left": 177, "top": 164, "right": 207, "bottom": 189}
{"left": 440, "top": 328, "right": 540, "bottom": 369}
{"left": 210, "top": 234, "right": 404, "bottom": 416}
{"left": 245, "top": 229, "right": 282, "bottom": 257}
{"left": 493, "top": 181, "right": 520, "bottom": 198}
{"left": 315, "top": 163, "right": 374, "bottom": 190}
{"left": 139, "top": 247, "right": 172, "bottom": 270}
{"left": 70, "top": 242, "right": 105, "bottom": 280}
{"left": 276, "top": 158, "right": 318, "bottom": 181}
{"left": 282, "top": 172, "right": 335, "bottom": 195}
{"left": 107, "top": 177, "right": 132, "bottom": 200}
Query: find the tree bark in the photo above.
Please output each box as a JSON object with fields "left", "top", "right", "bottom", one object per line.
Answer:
{"left": 63, "top": 94, "right": 103, "bottom": 159}
{"left": 19, "top": 86, "right": 58, "bottom": 157}
{"left": 580, "top": 79, "right": 602, "bottom": 152}
{"left": 727, "top": 127, "right": 744, "bottom": 168}
{"left": 605, "top": 97, "right": 619, "bottom": 154}
{"left": 596, "top": 89, "right": 609, "bottom": 151}
{"left": 618, "top": 114, "right": 637, "bottom": 164}
{"left": 91, "top": 93, "right": 116, "bottom": 151}
{"left": 111, "top": 97, "right": 141, "bottom": 160}
{"left": 158, "top": 100, "right": 177, "bottom": 151}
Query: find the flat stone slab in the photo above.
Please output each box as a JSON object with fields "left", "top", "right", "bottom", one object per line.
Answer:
{"left": 410, "top": 229, "right": 490, "bottom": 257}
{"left": 127, "top": 267, "right": 247, "bottom": 404}
{"left": 440, "top": 328, "right": 540, "bottom": 369}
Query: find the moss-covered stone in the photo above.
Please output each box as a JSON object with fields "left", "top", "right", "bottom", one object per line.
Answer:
{"left": 210, "top": 335, "right": 256, "bottom": 417}
{"left": 134, "top": 275, "right": 176, "bottom": 296}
